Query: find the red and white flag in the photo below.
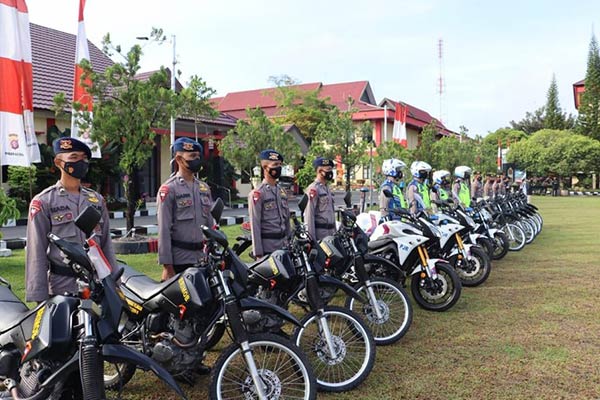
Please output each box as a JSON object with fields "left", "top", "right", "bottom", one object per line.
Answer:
{"left": 71, "top": 0, "right": 100, "bottom": 158}
{"left": 392, "top": 102, "right": 408, "bottom": 148}
{"left": 0, "top": 0, "right": 40, "bottom": 166}
{"left": 497, "top": 139, "right": 502, "bottom": 170}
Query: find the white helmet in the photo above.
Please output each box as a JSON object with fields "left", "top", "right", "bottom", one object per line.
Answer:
{"left": 410, "top": 161, "right": 432, "bottom": 178}
{"left": 433, "top": 170, "right": 451, "bottom": 185}
{"left": 382, "top": 158, "right": 406, "bottom": 178}
{"left": 454, "top": 165, "right": 472, "bottom": 179}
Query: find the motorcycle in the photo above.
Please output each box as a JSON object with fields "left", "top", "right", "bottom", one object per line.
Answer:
{"left": 319, "top": 192, "right": 413, "bottom": 345}
{"left": 241, "top": 194, "right": 377, "bottom": 392}
{"left": 104, "top": 199, "right": 317, "bottom": 400}
{"left": 0, "top": 206, "right": 185, "bottom": 400}
{"left": 356, "top": 192, "right": 462, "bottom": 312}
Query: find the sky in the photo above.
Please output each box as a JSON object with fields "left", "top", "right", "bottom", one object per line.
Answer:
{"left": 27, "top": 0, "right": 600, "bottom": 136}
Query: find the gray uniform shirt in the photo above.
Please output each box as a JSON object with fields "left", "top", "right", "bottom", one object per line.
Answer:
{"left": 157, "top": 174, "right": 214, "bottom": 266}
{"left": 304, "top": 180, "right": 335, "bottom": 242}
{"left": 452, "top": 181, "right": 462, "bottom": 204}
{"left": 483, "top": 182, "right": 493, "bottom": 198}
{"left": 25, "top": 182, "right": 116, "bottom": 302}
{"left": 471, "top": 180, "right": 484, "bottom": 199}
{"left": 406, "top": 183, "right": 420, "bottom": 214}
{"left": 248, "top": 180, "right": 291, "bottom": 257}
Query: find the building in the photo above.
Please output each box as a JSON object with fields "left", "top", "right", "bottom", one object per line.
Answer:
{"left": 573, "top": 79, "right": 584, "bottom": 109}
{"left": 13, "top": 23, "right": 236, "bottom": 200}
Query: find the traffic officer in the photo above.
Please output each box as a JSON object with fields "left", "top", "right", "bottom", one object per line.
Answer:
{"left": 406, "top": 161, "right": 432, "bottom": 214}
{"left": 491, "top": 176, "right": 501, "bottom": 199}
{"left": 471, "top": 172, "right": 484, "bottom": 200}
{"left": 25, "top": 137, "right": 117, "bottom": 303}
{"left": 157, "top": 137, "right": 214, "bottom": 281}
{"left": 453, "top": 166, "right": 472, "bottom": 207}
{"left": 304, "top": 157, "right": 336, "bottom": 241}
{"left": 248, "top": 149, "right": 291, "bottom": 258}
{"left": 379, "top": 158, "right": 408, "bottom": 219}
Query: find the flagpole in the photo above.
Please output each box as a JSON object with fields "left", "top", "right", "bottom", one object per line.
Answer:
{"left": 383, "top": 104, "right": 387, "bottom": 140}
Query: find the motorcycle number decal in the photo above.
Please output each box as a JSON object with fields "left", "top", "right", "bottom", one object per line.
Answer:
{"left": 31, "top": 306, "right": 45, "bottom": 340}
{"left": 178, "top": 277, "right": 191, "bottom": 303}
{"left": 320, "top": 242, "right": 333, "bottom": 257}
{"left": 399, "top": 244, "right": 410, "bottom": 252}
{"left": 268, "top": 258, "right": 280, "bottom": 275}
{"left": 126, "top": 298, "right": 143, "bottom": 315}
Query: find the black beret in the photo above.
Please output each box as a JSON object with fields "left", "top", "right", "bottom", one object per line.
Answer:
{"left": 313, "top": 157, "right": 334, "bottom": 169}
{"left": 52, "top": 137, "right": 92, "bottom": 159}
{"left": 259, "top": 149, "right": 283, "bottom": 162}
{"left": 173, "top": 137, "right": 203, "bottom": 154}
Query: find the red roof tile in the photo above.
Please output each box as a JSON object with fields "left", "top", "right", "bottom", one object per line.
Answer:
{"left": 31, "top": 23, "right": 113, "bottom": 111}
{"left": 573, "top": 79, "right": 585, "bottom": 86}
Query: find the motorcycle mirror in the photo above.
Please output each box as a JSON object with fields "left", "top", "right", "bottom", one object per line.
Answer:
{"left": 343, "top": 192, "right": 352, "bottom": 208}
{"left": 298, "top": 194, "right": 309, "bottom": 213}
{"left": 383, "top": 189, "right": 393, "bottom": 198}
{"left": 211, "top": 198, "right": 224, "bottom": 222}
{"left": 75, "top": 206, "right": 102, "bottom": 238}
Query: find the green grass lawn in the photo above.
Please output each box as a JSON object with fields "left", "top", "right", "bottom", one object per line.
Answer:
{"left": 1, "top": 197, "right": 599, "bottom": 399}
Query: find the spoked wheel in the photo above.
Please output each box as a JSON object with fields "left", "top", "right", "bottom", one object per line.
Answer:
{"left": 410, "top": 262, "right": 462, "bottom": 311}
{"left": 104, "top": 362, "right": 137, "bottom": 392}
{"left": 451, "top": 246, "right": 491, "bottom": 287}
{"left": 293, "top": 306, "right": 376, "bottom": 392}
{"left": 518, "top": 220, "right": 535, "bottom": 244}
{"left": 502, "top": 224, "right": 525, "bottom": 251}
{"left": 345, "top": 277, "right": 413, "bottom": 345}
{"left": 210, "top": 333, "right": 317, "bottom": 400}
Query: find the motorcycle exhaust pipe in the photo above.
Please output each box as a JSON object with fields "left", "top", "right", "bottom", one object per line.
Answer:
{"left": 149, "top": 332, "right": 197, "bottom": 349}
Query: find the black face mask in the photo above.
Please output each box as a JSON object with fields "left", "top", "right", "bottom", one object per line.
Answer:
{"left": 396, "top": 170, "right": 403, "bottom": 180}
{"left": 322, "top": 171, "right": 334, "bottom": 181}
{"left": 185, "top": 158, "right": 203, "bottom": 173}
{"left": 477, "top": 176, "right": 482, "bottom": 182}
{"left": 268, "top": 166, "right": 282, "bottom": 179}
{"left": 418, "top": 171, "right": 428, "bottom": 180}
{"left": 62, "top": 160, "right": 89, "bottom": 179}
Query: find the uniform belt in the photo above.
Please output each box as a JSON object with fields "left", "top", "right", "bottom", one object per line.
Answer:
{"left": 49, "top": 261, "right": 77, "bottom": 278}
{"left": 315, "top": 223, "right": 335, "bottom": 229}
{"left": 260, "top": 231, "right": 286, "bottom": 240}
{"left": 172, "top": 240, "right": 204, "bottom": 251}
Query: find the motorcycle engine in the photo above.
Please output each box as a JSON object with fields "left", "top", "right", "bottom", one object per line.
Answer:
{"left": 149, "top": 314, "right": 203, "bottom": 376}
{"left": 1, "top": 360, "right": 59, "bottom": 398}
{"left": 244, "top": 288, "right": 285, "bottom": 334}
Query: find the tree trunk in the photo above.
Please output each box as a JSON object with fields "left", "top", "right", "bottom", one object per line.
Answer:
{"left": 345, "top": 165, "right": 351, "bottom": 192}
{"left": 124, "top": 172, "right": 135, "bottom": 233}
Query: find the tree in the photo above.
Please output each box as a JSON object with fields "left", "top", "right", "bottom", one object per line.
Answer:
{"left": 577, "top": 34, "right": 600, "bottom": 141}
{"left": 544, "top": 75, "right": 564, "bottom": 129}
{"left": 269, "top": 75, "right": 334, "bottom": 143}
{"left": 219, "top": 107, "right": 301, "bottom": 184}
{"left": 0, "top": 188, "right": 20, "bottom": 238}
{"left": 7, "top": 166, "right": 36, "bottom": 212}
{"left": 55, "top": 28, "right": 207, "bottom": 232}
{"left": 509, "top": 107, "right": 546, "bottom": 134}
{"left": 301, "top": 107, "right": 370, "bottom": 191}
{"left": 178, "top": 75, "right": 218, "bottom": 138}
{"left": 412, "top": 121, "right": 437, "bottom": 162}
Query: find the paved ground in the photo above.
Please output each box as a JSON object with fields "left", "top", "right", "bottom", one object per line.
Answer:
{"left": 0, "top": 190, "right": 376, "bottom": 239}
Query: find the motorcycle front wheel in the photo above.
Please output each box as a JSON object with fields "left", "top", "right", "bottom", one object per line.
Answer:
{"left": 293, "top": 306, "right": 376, "bottom": 392}
{"left": 210, "top": 333, "right": 316, "bottom": 400}
{"left": 410, "top": 262, "right": 462, "bottom": 311}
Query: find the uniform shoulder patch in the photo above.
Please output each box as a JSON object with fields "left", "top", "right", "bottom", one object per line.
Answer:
{"left": 309, "top": 188, "right": 317, "bottom": 199}
{"left": 159, "top": 185, "right": 170, "bottom": 202}
{"left": 252, "top": 190, "right": 261, "bottom": 204}
{"left": 30, "top": 199, "right": 43, "bottom": 219}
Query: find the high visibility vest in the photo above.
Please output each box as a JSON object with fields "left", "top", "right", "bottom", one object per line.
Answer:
{"left": 459, "top": 182, "right": 471, "bottom": 207}
{"left": 438, "top": 187, "right": 449, "bottom": 200}
{"left": 418, "top": 182, "right": 431, "bottom": 209}
{"left": 392, "top": 184, "right": 407, "bottom": 209}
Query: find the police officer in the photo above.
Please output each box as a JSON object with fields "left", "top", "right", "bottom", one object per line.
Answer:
{"left": 471, "top": 172, "right": 484, "bottom": 200}
{"left": 483, "top": 175, "right": 494, "bottom": 199}
{"left": 379, "top": 158, "right": 408, "bottom": 219}
{"left": 157, "top": 137, "right": 214, "bottom": 281}
{"left": 406, "top": 161, "right": 432, "bottom": 214}
{"left": 453, "top": 166, "right": 472, "bottom": 207}
{"left": 304, "top": 157, "right": 336, "bottom": 241}
{"left": 25, "top": 137, "right": 117, "bottom": 303}
{"left": 248, "top": 149, "right": 291, "bottom": 258}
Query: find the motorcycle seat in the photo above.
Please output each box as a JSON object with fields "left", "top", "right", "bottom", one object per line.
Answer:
{"left": 367, "top": 236, "right": 395, "bottom": 250}
{"left": 0, "top": 286, "right": 29, "bottom": 333}
{"left": 119, "top": 263, "right": 176, "bottom": 301}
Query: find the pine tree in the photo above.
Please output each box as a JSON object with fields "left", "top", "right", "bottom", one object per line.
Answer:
{"left": 577, "top": 34, "right": 600, "bottom": 141}
{"left": 544, "top": 75, "right": 564, "bottom": 129}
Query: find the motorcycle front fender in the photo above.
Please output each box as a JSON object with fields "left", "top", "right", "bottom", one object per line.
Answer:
{"left": 318, "top": 275, "right": 367, "bottom": 303}
{"left": 239, "top": 296, "right": 301, "bottom": 327}
{"left": 102, "top": 344, "right": 187, "bottom": 400}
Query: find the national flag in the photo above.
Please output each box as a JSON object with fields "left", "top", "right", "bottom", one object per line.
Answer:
{"left": 497, "top": 139, "right": 502, "bottom": 170}
{"left": 392, "top": 102, "right": 408, "bottom": 148}
{"left": 0, "top": 0, "right": 39, "bottom": 166}
{"left": 71, "top": 0, "right": 101, "bottom": 158}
